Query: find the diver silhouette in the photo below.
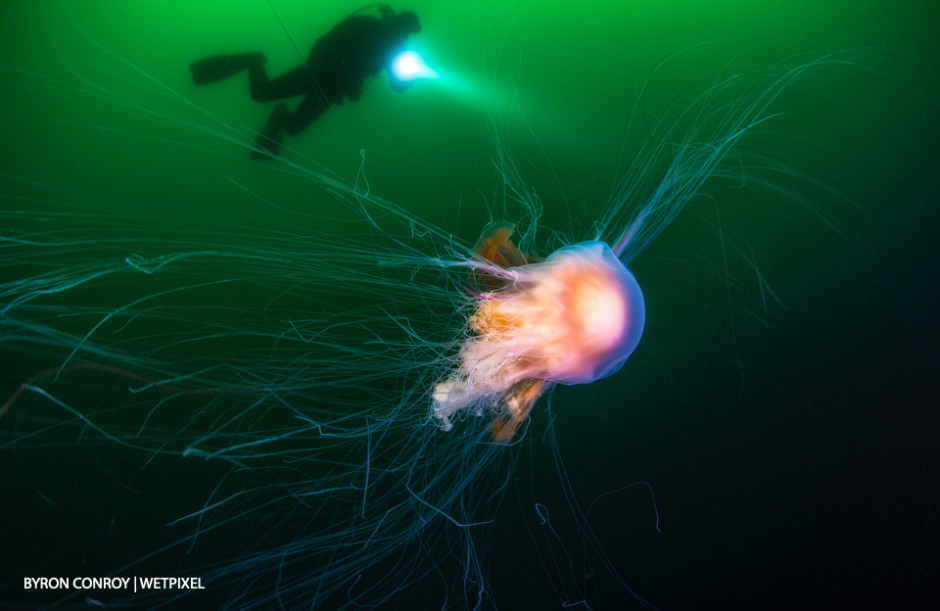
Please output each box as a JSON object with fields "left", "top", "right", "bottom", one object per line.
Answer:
{"left": 190, "top": 5, "right": 421, "bottom": 159}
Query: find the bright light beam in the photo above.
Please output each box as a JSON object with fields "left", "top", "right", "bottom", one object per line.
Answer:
{"left": 391, "top": 50, "right": 439, "bottom": 82}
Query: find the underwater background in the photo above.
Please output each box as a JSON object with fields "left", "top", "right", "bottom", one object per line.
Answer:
{"left": 2, "top": 0, "right": 937, "bottom": 609}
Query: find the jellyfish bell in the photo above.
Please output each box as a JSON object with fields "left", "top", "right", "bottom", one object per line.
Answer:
{"left": 433, "top": 224, "right": 645, "bottom": 441}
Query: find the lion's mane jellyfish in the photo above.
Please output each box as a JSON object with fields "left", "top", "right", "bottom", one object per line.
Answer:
{"left": 433, "top": 222, "right": 645, "bottom": 441}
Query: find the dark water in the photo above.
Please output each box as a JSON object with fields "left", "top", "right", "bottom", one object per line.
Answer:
{"left": 2, "top": 1, "right": 938, "bottom": 609}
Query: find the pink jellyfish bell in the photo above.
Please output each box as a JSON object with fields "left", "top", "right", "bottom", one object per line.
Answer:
{"left": 433, "top": 223, "right": 645, "bottom": 441}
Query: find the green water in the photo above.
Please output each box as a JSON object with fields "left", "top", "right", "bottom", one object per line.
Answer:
{"left": 2, "top": 1, "right": 937, "bottom": 609}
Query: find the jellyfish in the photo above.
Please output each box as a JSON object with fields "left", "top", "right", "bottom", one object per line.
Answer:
{"left": 0, "top": 3, "right": 923, "bottom": 610}
{"left": 432, "top": 226, "right": 645, "bottom": 442}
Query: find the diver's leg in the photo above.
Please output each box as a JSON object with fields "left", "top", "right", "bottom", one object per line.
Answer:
{"left": 252, "top": 95, "right": 331, "bottom": 160}
{"left": 253, "top": 103, "right": 290, "bottom": 160}
{"left": 283, "top": 94, "right": 331, "bottom": 136}
{"left": 190, "top": 52, "right": 264, "bottom": 86}
{"left": 248, "top": 65, "right": 313, "bottom": 102}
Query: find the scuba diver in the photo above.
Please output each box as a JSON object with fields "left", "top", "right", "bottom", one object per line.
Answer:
{"left": 190, "top": 5, "right": 421, "bottom": 159}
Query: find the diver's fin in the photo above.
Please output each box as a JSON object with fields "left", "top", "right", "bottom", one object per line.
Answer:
{"left": 191, "top": 53, "right": 262, "bottom": 85}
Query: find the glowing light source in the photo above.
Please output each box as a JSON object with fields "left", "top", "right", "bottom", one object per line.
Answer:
{"left": 391, "top": 50, "right": 438, "bottom": 82}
